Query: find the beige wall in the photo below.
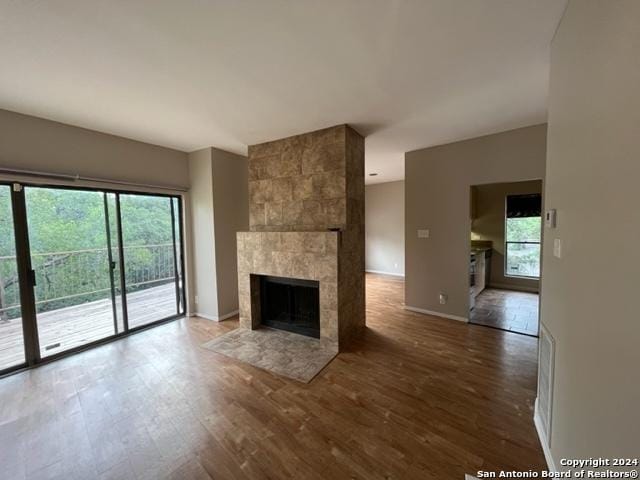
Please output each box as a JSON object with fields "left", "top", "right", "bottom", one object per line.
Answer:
{"left": 365, "top": 181, "right": 405, "bottom": 276}
{"left": 0, "top": 108, "right": 188, "bottom": 189}
{"left": 405, "top": 125, "right": 546, "bottom": 320}
{"left": 211, "top": 148, "right": 249, "bottom": 316}
{"left": 471, "top": 180, "right": 542, "bottom": 292}
{"left": 188, "top": 147, "right": 248, "bottom": 320}
{"left": 541, "top": 0, "right": 640, "bottom": 469}
{"left": 187, "top": 148, "right": 219, "bottom": 319}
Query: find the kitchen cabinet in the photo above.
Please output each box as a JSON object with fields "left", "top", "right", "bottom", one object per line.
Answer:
{"left": 472, "top": 249, "right": 492, "bottom": 298}
{"left": 475, "top": 252, "right": 486, "bottom": 295}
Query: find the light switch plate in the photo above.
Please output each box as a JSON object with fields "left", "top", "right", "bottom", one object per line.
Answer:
{"left": 417, "top": 229, "right": 430, "bottom": 238}
{"left": 553, "top": 238, "right": 562, "bottom": 258}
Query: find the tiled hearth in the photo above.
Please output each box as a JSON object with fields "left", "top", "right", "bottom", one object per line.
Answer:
{"left": 202, "top": 328, "right": 338, "bottom": 383}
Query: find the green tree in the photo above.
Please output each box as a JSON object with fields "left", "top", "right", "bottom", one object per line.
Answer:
{"left": 506, "top": 216, "right": 541, "bottom": 277}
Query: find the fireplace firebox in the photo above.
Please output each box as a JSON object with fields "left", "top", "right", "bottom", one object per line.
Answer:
{"left": 259, "top": 275, "right": 320, "bottom": 338}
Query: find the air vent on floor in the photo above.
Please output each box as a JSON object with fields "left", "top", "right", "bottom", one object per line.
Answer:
{"left": 537, "top": 323, "right": 555, "bottom": 445}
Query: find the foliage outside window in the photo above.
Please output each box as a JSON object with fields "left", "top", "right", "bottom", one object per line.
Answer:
{"left": 505, "top": 194, "right": 541, "bottom": 279}
{"left": 0, "top": 188, "right": 179, "bottom": 321}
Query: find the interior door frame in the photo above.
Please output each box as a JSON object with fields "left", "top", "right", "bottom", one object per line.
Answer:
{"left": 0, "top": 180, "right": 187, "bottom": 378}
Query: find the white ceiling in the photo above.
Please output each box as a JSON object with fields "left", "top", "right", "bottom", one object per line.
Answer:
{"left": 0, "top": 0, "right": 566, "bottom": 184}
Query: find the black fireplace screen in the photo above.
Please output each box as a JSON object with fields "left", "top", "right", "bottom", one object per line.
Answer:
{"left": 260, "top": 275, "right": 320, "bottom": 338}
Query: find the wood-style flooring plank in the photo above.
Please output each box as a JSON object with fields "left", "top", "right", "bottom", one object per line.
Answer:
{"left": 0, "top": 274, "right": 545, "bottom": 479}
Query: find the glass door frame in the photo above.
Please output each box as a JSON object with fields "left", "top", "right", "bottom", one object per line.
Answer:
{"left": 0, "top": 180, "right": 186, "bottom": 377}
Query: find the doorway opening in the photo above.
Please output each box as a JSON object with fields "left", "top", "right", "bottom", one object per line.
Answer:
{"left": 468, "top": 180, "right": 542, "bottom": 337}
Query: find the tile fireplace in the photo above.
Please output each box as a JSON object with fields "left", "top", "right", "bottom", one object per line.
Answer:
{"left": 236, "top": 124, "right": 365, "bottom": 352}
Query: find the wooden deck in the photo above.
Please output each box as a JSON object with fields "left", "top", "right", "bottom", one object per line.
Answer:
{"left": 0, "top": 283, "right": 178, "bottom": 369}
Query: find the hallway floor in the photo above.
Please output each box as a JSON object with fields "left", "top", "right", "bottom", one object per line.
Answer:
{"left": 470, "top": 288, "right": 539, "bottom": 336}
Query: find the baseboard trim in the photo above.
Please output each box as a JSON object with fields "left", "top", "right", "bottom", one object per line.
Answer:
{"left": 534, "top": 398, "right": 557, "bottom": 472}
{"left": 191, "top": 312, "right": 218, "bottom": 321}
{"left": 217, "top": 309, "right": 239, "bottom": 321}
{"left": 365, "top": 269, "right": 405, "bottom": 278}
{"left": 190, "top": 310, "right": 239, "bottom": 322}
{"left": 488, "top": 282, "right": 539, "bottom": 293}
{"left": 404, "top": 305, "right": 468, "bottom": 323}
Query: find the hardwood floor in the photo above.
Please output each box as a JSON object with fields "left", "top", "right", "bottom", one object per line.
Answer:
{"left": 470, "top": 288, "right": 539, "bottom": 336}
{"left": 0, "top": 274, "right": 545, "bottom": 479}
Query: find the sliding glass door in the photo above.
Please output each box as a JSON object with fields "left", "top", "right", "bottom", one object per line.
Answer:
{"left": 0, "top": 182, "right": 185, "bottom": 375}
{"left": 0, "top": 185, "right": 25, "bottom": 370}
{"left": 25, "top": 187, "right": 117, "bottom": 357}
{"left": 119, "top": 193, "right": 182, "bottom": 329}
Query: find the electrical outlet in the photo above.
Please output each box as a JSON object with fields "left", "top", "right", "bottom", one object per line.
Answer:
{"left": 417, "top": 229, "right": 430, "bottom": 238}
{"left": 195, "top": 295, "right": 199, "bottom": 305}
{"left": 439, "top": 293, "right": 448, "bottom": 305}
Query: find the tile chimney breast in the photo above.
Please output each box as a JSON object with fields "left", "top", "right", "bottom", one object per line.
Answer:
{"left": 237, "top": 125, "right": 365, "bottom": 351}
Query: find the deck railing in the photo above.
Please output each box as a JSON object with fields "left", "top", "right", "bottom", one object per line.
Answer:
{"left": 0, "top": 243, "right": 179, "bottom": 319}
